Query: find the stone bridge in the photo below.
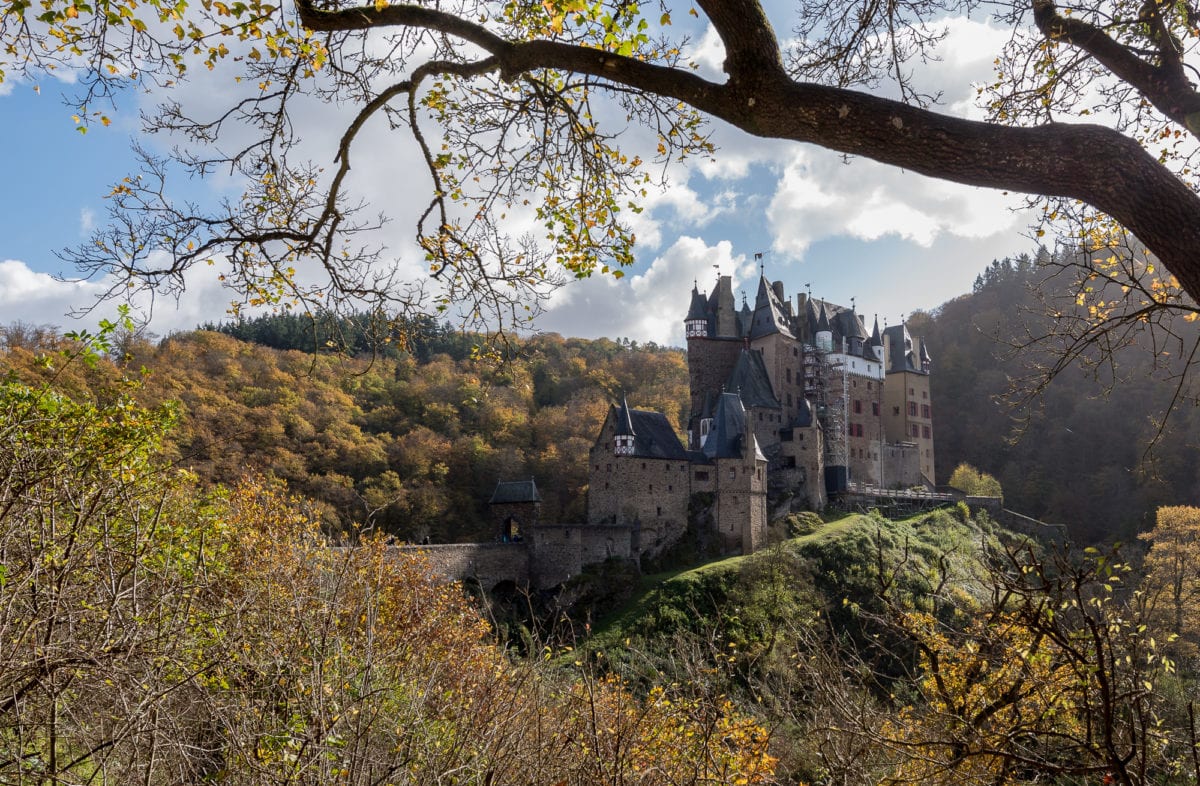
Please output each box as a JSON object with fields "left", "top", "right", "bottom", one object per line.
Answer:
{"left": 398, "top": 543, "right": 531, "bottom": 591}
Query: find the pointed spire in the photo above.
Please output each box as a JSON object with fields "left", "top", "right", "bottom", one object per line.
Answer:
{"left": 870, "top": 315, "right": 882, "bottom": 346}
{"left": 815, "top": 304, "right": 831, "bottom": 334}
{"left": 615, "top": 395, "right": 636, "bottom": 436}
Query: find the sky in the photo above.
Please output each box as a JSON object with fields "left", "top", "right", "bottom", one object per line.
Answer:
{"left": 0, "top": 10, "right": 1042, "bottom": 347}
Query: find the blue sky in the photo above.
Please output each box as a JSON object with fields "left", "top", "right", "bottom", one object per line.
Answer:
{"left": 0, "top": 14, "right": 1039, "bottom": 345}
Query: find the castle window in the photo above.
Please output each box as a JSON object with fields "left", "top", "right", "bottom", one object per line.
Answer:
{"left": 787, "top": 393, "right": 793, "bottom": 406}
{"left": 642, "top": 462, "right": 646, "bottom": 470}
{"left": 784, "top": 456, "right": 796, "bottom": 468}
{"left": 657, "top": 506, "right": 662, "bottom": 516}
{"left": 911, "top": 424, "right": 919, "bottom": 438}
{"left": 780, "top": 429, "right": 793, "bottom": 442}
{"left": 923, "top": 425, "right": 932, "bottom": 439}
{"left": 852, "top": 379, "right": 857, "bottom": 387}
{"left": 853, "top": 399, "right": 862, "bottom": 414}
{"left": 649, "top": 484, "right": 653, "bottom": 492}
{"left": 908, "top": 401, "right": 918, "bottom": 416}
{"left": 786, "top": 368, "right": 792, "bottom": 383}
{"left": 695, "top": 470, "right": 709, "bottom": 481}
{"left": 758, "top": 412, "right": 763, "bottom": 421}
{"left": 793, "top": 347, "right": 798, "bottom": 357}
{"left": 909, "top": 387, "right": 915, "bottom": 395}
{"left": 893, "top": 406, "right": 900, "bottom": 416}
{"left": 867, "top": 381, "right": 873, "bottom": 390}
{"left": 922, "top": 404, "right": 931, "bottom": 419}
{"left": 729, "top": 468, "right": 736, "bottom": 480}
{"left": 872, "top": 402, "right": 880, "bottom": 416}
{"left": 798, "top": 433, "right": 804, "bottom": 441}
{"left": 923, "top": 390, "right": 928, "bottom": 399}
{"left": 605, "top": 482, "right": 609, "bottom": 489}
{"left": 668, "top": 485, "right": 672, "bottom": 492}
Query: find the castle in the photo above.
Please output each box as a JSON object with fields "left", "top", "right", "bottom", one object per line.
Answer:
{"left": 413, "top": 270, "right": 937, "bottom": 588}
{"left": 585, "top": 271, "right": 935, "bottom": 559}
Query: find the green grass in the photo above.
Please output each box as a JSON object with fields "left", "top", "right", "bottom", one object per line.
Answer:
{"left": 586, "top": 512, "right": 871, "bottom": 645}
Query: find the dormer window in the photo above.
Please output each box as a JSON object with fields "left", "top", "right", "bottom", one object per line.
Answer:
{"left": 614, "top": 434, "right": 635, "bottom": 455}
{"left": 699, "top": 417, "right": 713, "bottom": 447}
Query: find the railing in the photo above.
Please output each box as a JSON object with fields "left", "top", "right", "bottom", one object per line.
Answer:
{"left": 843, "top": 480, "right": 956, "bottom": 502}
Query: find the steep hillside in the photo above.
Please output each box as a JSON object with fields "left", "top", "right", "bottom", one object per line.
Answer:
{"left": 909, "top": 254, "right": 1200, "bottom": 543}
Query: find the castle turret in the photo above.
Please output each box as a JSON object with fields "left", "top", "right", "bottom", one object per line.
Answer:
{"left": 685, "top": 284, "right": 709, "bottom": 339}
{"left": 845, "top": 306, "right": 868, "bottom": 356}
{"left": 815, "top": 305, "right": 833, "bottom": 352}
{"left": 614, "top": 395, "right": 636, "bottom": 455}
{"left": 870, "top": 316, "right": 884, "bottom": 363}
{"left": 919, "top": 337, "right": 932, "bottom": 373}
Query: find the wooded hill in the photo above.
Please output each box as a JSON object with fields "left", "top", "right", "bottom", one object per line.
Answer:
{"left": 910, "top": 252, "right": 1200, "bottom": 543}
{"left": 0, "top": 320, "right": 689, "bottom": 543}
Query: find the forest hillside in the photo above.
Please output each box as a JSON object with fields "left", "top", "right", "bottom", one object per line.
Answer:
{"left": 909, "top": 253, "right": 1200, "bottom": 542}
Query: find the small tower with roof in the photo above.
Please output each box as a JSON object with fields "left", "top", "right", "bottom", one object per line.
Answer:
{"left": 614, "top": 395, "right": 637, "bottom": 455}
{"left": 685, "top": 283, "right": 709, "bottom": 339}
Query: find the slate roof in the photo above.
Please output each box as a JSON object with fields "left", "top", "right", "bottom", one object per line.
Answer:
{"left": 815, "top": 304, "right": 831, "bottom": 334}
{"left": 686, "top": 285, "right": 708, "bottom": 322}
{"left": 702, "top": 392, "right": 766, "bottom": 461}
{"left": 750, "top": 276, "right": 795, "bottom": 339}
{"left": 737, "top": 299, "right": 753, "bottom": 338}
{"left": 609, "top": 402, "right": 690, "bottom": 460}
{"left": 726, "top": 349, "right": 781, "bottom": 410}
{"left": 883, "top": 323, "right": 927, "bottom": 374}
{"left": 489, "top": 479, "right": 543, "bottom": 504}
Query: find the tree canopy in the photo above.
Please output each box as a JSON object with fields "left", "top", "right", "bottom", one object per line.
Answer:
{"left": 5, "top": 0, "right": 1200, "bottom": 325}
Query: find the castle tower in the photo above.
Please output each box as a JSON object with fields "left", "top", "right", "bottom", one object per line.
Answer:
{"left": 685, "top": 275, "right": 746, "bottom": 442}
{"left": 881, "top": 323, "right": 935, "bottom": 485}
{"left": 815, "top": 305, "right": 833, "bottom": 352}
{"left": 870, "top": 316, "right": 884, "bottom": 363}
{"left": 702, "top": 392, "right": 768, "bottom": 554}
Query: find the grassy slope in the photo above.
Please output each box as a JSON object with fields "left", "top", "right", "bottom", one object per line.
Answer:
{"left": 584, "top": 508, "right": 1009, "bottom": 653}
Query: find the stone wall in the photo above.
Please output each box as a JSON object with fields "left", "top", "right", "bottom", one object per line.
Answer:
{"left": 399, "top": 543, "right": 531, "bottom": 591}
{"left": 685, "top": 337, "right": 743, "bottom": 432}
{"left": 882, "top": 442, "right": 921, "bottom": 488}
{"left": 528, "top": 523, "right": 634, "bottom": 587}
{"left": 588, "top": 435, "right": 691, "bottom": 561}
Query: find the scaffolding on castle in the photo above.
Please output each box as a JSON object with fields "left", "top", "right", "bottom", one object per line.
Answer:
{"left": 805, "top": 340, "right": 849, "bottom": 493}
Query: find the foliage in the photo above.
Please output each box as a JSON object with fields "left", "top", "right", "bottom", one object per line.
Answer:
{"left": 841, "top": 544, "right": 1187, "bottom": 786}
{"left": 914, "top": 252, "right": 1200, "bottom": 543}
{"left": 0, "top": 359, "right": 777, "bottom": 783}
{"left": 948, "top": 462, "right": 1003, "bottom": 498}
{"left": 1140, "top": 505, "right": 1200, "bottom": 658}
{"left": 0, "top": 361, "right": 233, "bottom": 782}
{"left": 2, "top": 326, "right": 689, "bottom": 541}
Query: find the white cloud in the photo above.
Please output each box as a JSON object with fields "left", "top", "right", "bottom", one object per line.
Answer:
{"left": 537, "top": 236, "right": 751, "bottom": 345}
{"left": 79, "top": 208, "right": 95, "bottom": 234}
{"left": 0, "top": 258, "right": 274, "bottom": 335}
{"left": 766, "top": 147, "right": 1024, "bottom": 258}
